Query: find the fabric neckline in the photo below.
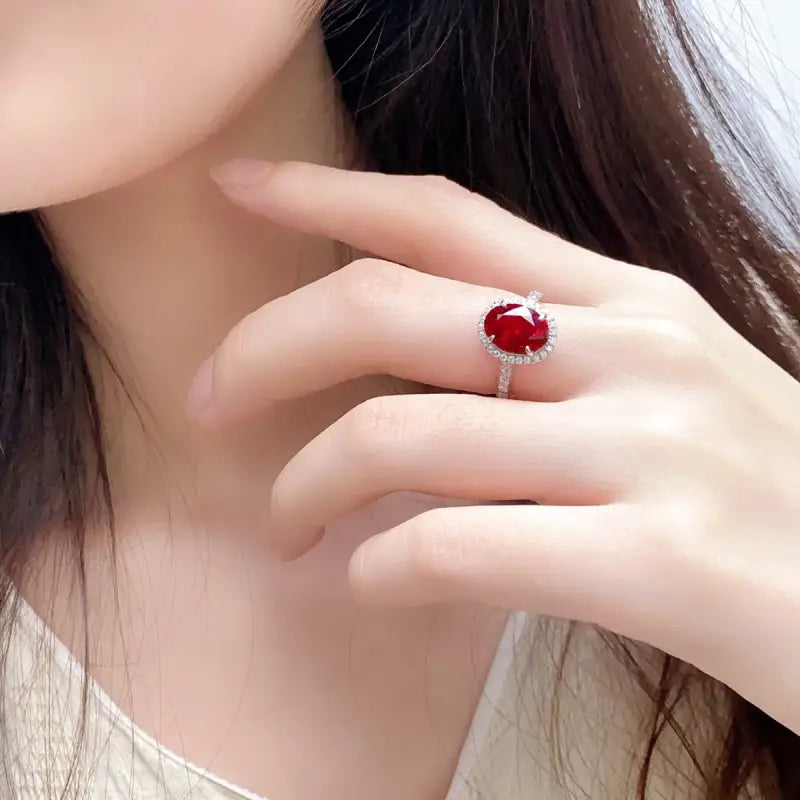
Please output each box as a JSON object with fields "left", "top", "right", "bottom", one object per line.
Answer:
{"left": 14, "top": 591, "right": 527, "bottom": 800}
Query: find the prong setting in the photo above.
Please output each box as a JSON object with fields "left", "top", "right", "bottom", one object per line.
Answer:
{"left": 477, "top": 292, "right": 558, "bottom": 366}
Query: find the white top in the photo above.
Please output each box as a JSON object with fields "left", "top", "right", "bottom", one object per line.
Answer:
{"left": 3, "top": 596, "right": 527, "bottom": 800}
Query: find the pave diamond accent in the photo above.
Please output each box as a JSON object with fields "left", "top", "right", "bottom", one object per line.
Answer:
{"left": 497, "top": 363, "right": 513, "bottom": 400}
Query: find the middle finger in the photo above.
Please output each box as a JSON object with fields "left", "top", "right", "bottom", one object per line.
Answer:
{"left": 269, "top": 392, "right": 625, "bottom": 559}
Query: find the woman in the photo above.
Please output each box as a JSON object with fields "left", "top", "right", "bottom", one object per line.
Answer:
{"left": 1, "top": 0, "right": 799, "bottom": 798}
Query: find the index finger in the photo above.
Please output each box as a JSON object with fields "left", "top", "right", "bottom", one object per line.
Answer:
{"left": 210, "top": 160, "right": 636, "bottom": 305}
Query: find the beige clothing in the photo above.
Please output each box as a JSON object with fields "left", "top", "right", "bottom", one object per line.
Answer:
{"left": 4, "top": 596, "right": 530, "bottom": 800}
{"left": 3, "top": 597, "right": 723, "bottom": 800}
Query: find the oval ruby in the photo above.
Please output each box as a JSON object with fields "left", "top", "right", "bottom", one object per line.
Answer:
{"left": 484, "top": 303, "right": 549, "bottom": 355}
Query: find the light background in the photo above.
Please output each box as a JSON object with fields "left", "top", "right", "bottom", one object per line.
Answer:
{"left": 698, "top": 0, "right": 800, "bottom": 186}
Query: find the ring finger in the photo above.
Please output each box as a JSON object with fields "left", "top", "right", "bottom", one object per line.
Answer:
{"left": 190, "top": 259, "right": 652, "bottom": 426}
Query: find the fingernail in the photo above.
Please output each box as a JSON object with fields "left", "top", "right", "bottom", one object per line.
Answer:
{"left": 187, "top": 356, "right": 215, "bottom": 421}
{"left": 349, "top": 539, "right": 406, "bottom": 606}
{"left": 271, "top": 526, "right": 325, "bottom": 562}
{"left": 210, "top": 158, "right": 276, "bottom": 190}
{"left": 351, "top": 536, "right": 397, "bottom": 591}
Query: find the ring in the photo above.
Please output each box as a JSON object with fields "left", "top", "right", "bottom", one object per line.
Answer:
{"left": 478, "top": 291, "right": 557, "bottom": 399}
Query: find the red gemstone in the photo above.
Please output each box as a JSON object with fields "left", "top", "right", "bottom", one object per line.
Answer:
{"left": 484, "top": 303, "right": 549, "bottom": 355}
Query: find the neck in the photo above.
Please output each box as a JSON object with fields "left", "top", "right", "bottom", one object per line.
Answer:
{"left": 40, "top": 29, "right": 373, "bottom": 539}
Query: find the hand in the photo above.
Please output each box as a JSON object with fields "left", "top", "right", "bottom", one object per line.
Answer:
{"left": 191, "top": 160, "right": 800, "bottom": 734}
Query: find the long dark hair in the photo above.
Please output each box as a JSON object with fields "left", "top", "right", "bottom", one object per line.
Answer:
{"left": 2, "top": 0, "right": 799, "bottom": 797}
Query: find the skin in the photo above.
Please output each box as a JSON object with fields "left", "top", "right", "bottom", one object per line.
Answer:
{"left": 7, "top": 5, "right": 508, "bottom": 798}
{"left": 194, "top": 160, "right": 800, "bottom": 736}
{"left": 5, "top": 1, "right": 799, "bottom": 797}
{"left": 0, "top": 0, "right": 322, "bottom": 210}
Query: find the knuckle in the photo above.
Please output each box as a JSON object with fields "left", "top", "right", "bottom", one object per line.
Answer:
{"left": 641, "top": 269, "right": 700, "bottom": 306}
{"left": 635, "top": 394, "right": 714, "bottom": 455}
{"left": 626, "top": 498, "right": 729, "bottom": 645}
{"left": 640, "top": 397, "right": 692, "bottom": 441}
{"left": 412, "top": 174, "right": 473, "bottom": 212}
{"left": 433, "top": 396, "right": 480, "bottom": 436}
{"left": 647, "top": 499, "right": 722, "bottom": 575}
{"left": 342, "top": 396, "right": 407, "bottom": 465}
{"left": 336, "top": 258, "right": 405, "bottom": 314}
{"left": 635, "top": 315, "right": 707, "bottom": 366}
{"left": 630, "top": 270, "right": 716, "bottom": 324}
{"left": 415, "top": 173, "right": 461, "bottom": 197}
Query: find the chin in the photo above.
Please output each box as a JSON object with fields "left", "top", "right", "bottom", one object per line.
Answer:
{"left": 0, "top": 0, "right": 322, "bottom": 212}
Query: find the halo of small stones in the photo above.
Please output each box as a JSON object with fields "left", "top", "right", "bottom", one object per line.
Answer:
{"left": 477, "top": 292, "right": 558, "bottom": 366}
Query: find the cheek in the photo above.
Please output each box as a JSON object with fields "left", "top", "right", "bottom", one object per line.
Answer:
{"left": 0, "top": 0, "right": 319, "bottom": 211}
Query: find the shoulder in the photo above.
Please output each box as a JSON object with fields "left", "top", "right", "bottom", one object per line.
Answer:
{"left": 1, "top": 596, "right": 248, "bottom": 800}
